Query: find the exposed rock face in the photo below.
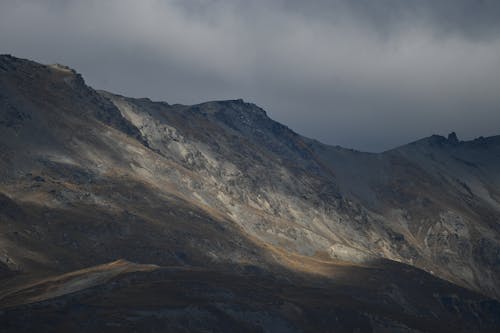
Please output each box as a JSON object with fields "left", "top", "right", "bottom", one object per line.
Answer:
{"left": 1, "top": 55, "right": 499, "bottom": 332}
{"left": 102, "top": 91, "right": 500, "bottom": 299}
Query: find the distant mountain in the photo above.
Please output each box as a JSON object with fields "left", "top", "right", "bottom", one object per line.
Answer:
{"left": 0, "top": 54, "right": 499, "bottom": 332}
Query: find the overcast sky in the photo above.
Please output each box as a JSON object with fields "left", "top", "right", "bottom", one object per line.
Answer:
{"left": 1, "top": 0, "right": 500, "bottom": 151}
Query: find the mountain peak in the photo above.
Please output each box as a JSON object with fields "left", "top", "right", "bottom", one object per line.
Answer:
{"left": 400, "top": 132, "right": 464, "bottom": 150}
{"left": 194, "top": 98, "right": 268, "bottom": 120}
{"left": 447, "top": 131, "right": 459, "bottom": 144}
{"left": 49, "top": 63, "right": 79, "bottom": 75}
{"left": 0, "top": 54, "right": 33, "bottom": 71}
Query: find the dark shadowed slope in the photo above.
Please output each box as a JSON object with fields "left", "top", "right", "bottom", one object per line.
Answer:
{"left": 306, "top": 134, "right": 500, "bottom": 297}
{"left": 2, "top": 259, "right": 500, "bottom": 333}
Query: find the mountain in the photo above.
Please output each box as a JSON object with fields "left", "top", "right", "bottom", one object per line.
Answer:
{"left": 0, "top": 54, "right": 499, "bottom": 332}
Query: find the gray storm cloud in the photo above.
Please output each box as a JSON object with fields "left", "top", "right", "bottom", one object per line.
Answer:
{"left": 1, "top": 0, "right": 499, "bottom": 151}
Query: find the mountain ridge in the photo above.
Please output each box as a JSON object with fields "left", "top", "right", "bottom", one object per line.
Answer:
{"left": 1, "top": 54, "right": 499, "bottom": 332}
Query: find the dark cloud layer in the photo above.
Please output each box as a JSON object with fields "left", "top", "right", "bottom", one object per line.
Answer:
{"left": 1, "top": 0, "right": 499, "bottom": 151}
{"left": 286, "top": 0, "right": 500, "bottom": 40}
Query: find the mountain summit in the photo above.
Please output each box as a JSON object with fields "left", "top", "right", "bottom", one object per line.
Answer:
{"left": 1, "top": 55, "right": 499, "bottom": 332}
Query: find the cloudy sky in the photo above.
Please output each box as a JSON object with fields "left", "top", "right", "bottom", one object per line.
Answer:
{"left": 1, "top": 0, "right": 500, "bottom": 151}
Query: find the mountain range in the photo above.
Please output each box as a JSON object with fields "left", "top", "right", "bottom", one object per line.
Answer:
{"left": 0, "top": 54, "right": 499, "bottom": 332}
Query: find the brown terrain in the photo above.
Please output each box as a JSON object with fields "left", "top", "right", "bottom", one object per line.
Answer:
{"left": 0, "top": 54, "right": 499, "bottom": 332}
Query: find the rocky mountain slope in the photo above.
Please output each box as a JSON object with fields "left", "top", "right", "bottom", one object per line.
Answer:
{"left": 306, "top": 133, "right": 500, "bottom": 297}
{"left": 101, "top": 88, "right": 500, "bottom": 299}
{"left": 0, "top": 54, "right": 499, "bottom": 332}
